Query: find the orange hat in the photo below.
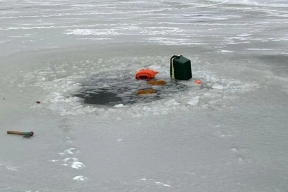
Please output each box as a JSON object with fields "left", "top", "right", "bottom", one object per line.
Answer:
{"left": 135, "top": 69, "right": 158, "bottom": 80}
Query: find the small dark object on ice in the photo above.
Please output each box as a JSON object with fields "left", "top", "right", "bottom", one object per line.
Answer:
{"left": 36, "top": 101, "right": 41, "bottom": 104}
{"left": 7, "top": 131, "right": 34, "bottom": 138}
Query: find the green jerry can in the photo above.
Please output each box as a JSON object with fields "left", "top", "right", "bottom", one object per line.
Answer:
{"left": 170, "top": 55, "right": 192, "bottom": 80}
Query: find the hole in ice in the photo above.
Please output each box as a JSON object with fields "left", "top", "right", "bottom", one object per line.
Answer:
{"left": 73, "top": 71, "right": 187, "bottom": 106}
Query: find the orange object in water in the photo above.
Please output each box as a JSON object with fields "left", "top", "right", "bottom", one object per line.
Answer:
{"left": 137, "top": 89, "right": 156, "bottom": 95}
{"left": 135, "top": 69, "right": 158, "bottom": 80}
{"left": 195, "top": 80, "right": 202, "bottom": 84}
{"left": 148, "top": 80, "right": 166, "bottom": 86}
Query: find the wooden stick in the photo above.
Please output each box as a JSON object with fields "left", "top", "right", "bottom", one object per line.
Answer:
{"left": 7, "top": 131, "right": 34, "bottom": 137}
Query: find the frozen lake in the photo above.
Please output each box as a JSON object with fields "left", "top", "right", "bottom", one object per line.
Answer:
{"left": 0, "top": 0, "right": 288, "bottom": 191}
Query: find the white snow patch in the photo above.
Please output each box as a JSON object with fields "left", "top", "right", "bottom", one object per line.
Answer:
{"left": 48, "top": 159, "right": 59, "bottom": 163}
{"left": 6, "top": 166, "right": 18, "bottom": 171}
{"left": 220, "top": 50, "right": 234, "bottom": 53}
{"left": 155, "top": 181, "right": 171, "bottom": 187}
{"left": 63, "top": 157, "right": 78, "bottom": 163}
{"left": 71, "top": 161, "right": 85, "bottom": 169}
{"left": 140, "top": 178, "right": 171, "bottom": 187}
{"left": 114, "top": 104, "right": 125, "bottom": 108}
{"left": 66, "top": 29, "right": 122, "bottom": 36}
{"left": 237, "top": 33, "right": 251, "bottom": 37}
{"left": 73, "top": 175, "right": 88, "bottom": 181}
{"left": 246, "top": 48, "right": 274, "bottom": 51}
{"left": 59, "top": 156, "right": 85, "bottom": 169}
{"left": 59, "top": 148, "right": 76, "bottom": 156}
{"left": 146, "top": 37, "right": 206, "bottom": 46}
{"left": 57, "top": 148, "right": 85, "bottom": 169}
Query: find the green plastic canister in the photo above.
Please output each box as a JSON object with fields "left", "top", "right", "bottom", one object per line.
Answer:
{"left": 170, "top": 55, "right": 192, "bottom": 80}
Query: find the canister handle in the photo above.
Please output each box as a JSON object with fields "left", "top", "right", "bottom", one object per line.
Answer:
{"left": 170, "top": 55, "right": 182, "bottom": 80}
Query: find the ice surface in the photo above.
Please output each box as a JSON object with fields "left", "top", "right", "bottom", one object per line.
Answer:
{"left": 212, "top": 83, "right": 224, "bottom": 90}
{"left": 187, "top": 96, "right": 200, "bottom": 106}
{"left": 18, "top": 56, "right": 259, "bottom": 119}
{"left": 1, "top": 0, "right": 288, "bottom": 191}
{"left": 165, "top": 98, "right": 180, "bottom": 106}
